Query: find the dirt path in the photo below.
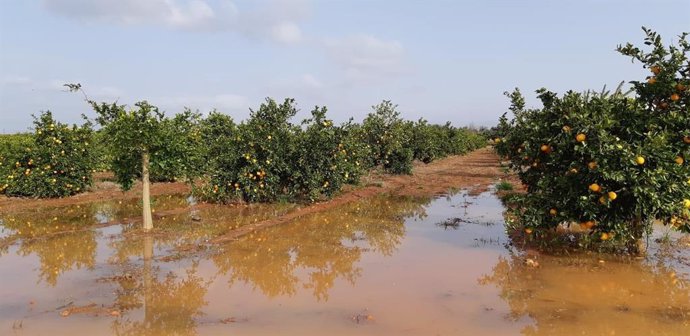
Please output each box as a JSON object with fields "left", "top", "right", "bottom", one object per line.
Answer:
{"left": 208, "top": 147, "right": 515, "bottom": 244}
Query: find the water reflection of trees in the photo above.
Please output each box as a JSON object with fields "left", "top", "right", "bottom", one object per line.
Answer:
{"left": 109, "top": 202, "right": 296, "bottom": 264}
{"left": 479, "top": 253, "right": 690, "bottom": 335}
{"left": 1, "top": 205, "right": 102, "bottom": 285}
{"left": 111, "top": 237, "right": 210, "bottom": 336}
{"left": 0, "top": 197, "right": 156, "bottom": 285}
{"left": 213, "top": 195, "right": 430, "bottom": 301}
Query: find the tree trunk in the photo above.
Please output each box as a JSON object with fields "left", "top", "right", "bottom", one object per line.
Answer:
{"left": 627, "top": 217, "right": 646, "bottom": 255}
{"left": 142, "top": 151, "right": 153, "bottom": 231}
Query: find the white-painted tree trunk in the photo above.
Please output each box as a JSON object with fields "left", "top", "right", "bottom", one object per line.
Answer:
{"left": 142, "top": 151, "right": 153, "bottom": 231}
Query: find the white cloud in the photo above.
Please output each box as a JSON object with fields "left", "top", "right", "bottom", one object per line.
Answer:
{"left": 42, "top": 0, "right": 221, "bottom": 28}
{"left": 269, "top": 22, "right": 302, "bottom": 44}
{"left": 323, "top": 35, "right": 405, "bottom": 83}
{"left": 42, "top": 0, "right": 307, "bottom": 44}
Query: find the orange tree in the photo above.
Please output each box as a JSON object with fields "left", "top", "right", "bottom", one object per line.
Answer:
{"left": 199, "top": 98, "right": 300, "bottom": 203}
{"left": 495, "top": 28, "right": 689, "bottom": 250}
{"left": 0, "top": 112, "right": 95, "bottom": 198}
{"left": 84, "top": 98, "right": 202, "bottom": 231}
{"left": 0, "top": 133, "right": 33, "bottom": 190}
{"left": 360, "top": 100, "right": 414, "bottom": 174}
{"left": 148, "top": 109, "right": 205, "bottom": 182}
{"left": 198, "top": 99, "right": 370, "bottom": 203}
{"left": 290, "top": 107, "right": 370, "bottom": 201}
{"left": 410, "top": 120, "right": 487, "bottom": 163}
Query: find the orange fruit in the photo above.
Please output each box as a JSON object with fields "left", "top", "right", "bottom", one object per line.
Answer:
{"left": 576, "top": 133, "right": 587, "bottom": 142}
{"left": 635, "top": 156, "right": 645, "bottom": 165}
{"left": 607, "top": 191, "right": 617, "bottom": 201}
{"left": 676, "top": 83, "right": 687, "bottom": 91}
{"left": 540, "top": 144, "right": 551, "bottom": 153}
{"left": 647, "top": 77, "right": 657, "bottom": 84}
{"left": 600, "top": 232, "right": 610, "bottom": 241}
{"left": 651, "top": 65, "right": 661, "bottom": 75}
{"left": 683, "top": 136, "right": 690, "bottom": 144}
{"left": 525, "top": 228, "right": 533, "bottom": 234}
{"left": 670, "top": 93, "right": 680, "bottom": 101}
{"left": 549, "top": 208, "right": 557, "bottom": 216}
{"left": 589, "top": 183, "right": 601, "bottom": 193}
{"left": 675, "top": 156, "right": 684, "bottom": 165}
{"left": 588, "top": 161, "right": 598, "bottom": 170}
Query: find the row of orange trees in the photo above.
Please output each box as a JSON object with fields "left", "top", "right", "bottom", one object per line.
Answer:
{"left": 492, "top": 28, "right": 689, "bottom": 250}
{"left": 0, "top": 98, "right": 485, "bottom": 205}
{"left": 198, "top": 99, "right": 486, "bottom": 203}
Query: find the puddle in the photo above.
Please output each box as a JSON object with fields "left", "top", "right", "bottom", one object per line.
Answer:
{"left": 0, "top": 191, "right": 688, "bottom": 335}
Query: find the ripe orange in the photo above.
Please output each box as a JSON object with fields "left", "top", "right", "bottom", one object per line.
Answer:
{"left": 635, "top": 156, "right": 645, "bottom": 165}
{"left": 576, "top": 133, "right": 587, "bottom": 142}
{"left": 549, "top": 208, "right": 557, "bottom": 216}
{"left": 525, "top": 228, "right": 533, "bottom": 234}
{"left": 670, "top": 93, "right": 680, "bottom": 101}
{"left": 588, "top": 161, "right": 598, "bottom": 170}
{"left": 683, "top": 136, "right": 690, "bottom": 144}
{"left": 607, "top": 191, "right": 617, "bottom": 201}
{"left": 651, "top": 65, "right": 661, "bottom": 75}
{"left": 589, "top": 183, "right": 601, "bottom": 193}
{"left": 675, "top": 156, "right": 684, "bottom": 165}
{"left": 600, "top": 232, "right": 610, "bottom": 241}
{"left": 540, "top": 144, "right": 551, "bottom": 153}
{"left": 647, "top": 77, "right": 657, "bottom": 84}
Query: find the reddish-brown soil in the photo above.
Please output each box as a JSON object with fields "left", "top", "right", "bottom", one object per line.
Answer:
{"left": 0, "top": 179, "right": 190, "bottom": 213}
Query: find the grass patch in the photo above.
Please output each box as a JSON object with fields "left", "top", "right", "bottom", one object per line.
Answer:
{"left": 495, "top": 181, "right": 514, "bottom": 191}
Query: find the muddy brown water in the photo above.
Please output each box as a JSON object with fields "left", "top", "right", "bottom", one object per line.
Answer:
{"left": 1, "top": 191, "right": 689, "bottom": 335}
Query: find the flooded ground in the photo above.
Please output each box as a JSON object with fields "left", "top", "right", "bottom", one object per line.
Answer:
{"left": 1, "top": 190, "right": 689, "bottom": 335}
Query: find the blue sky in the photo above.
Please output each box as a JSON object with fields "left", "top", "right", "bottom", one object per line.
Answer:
{"left": 1, "top": 0, "right": 689, "bottom": 132}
